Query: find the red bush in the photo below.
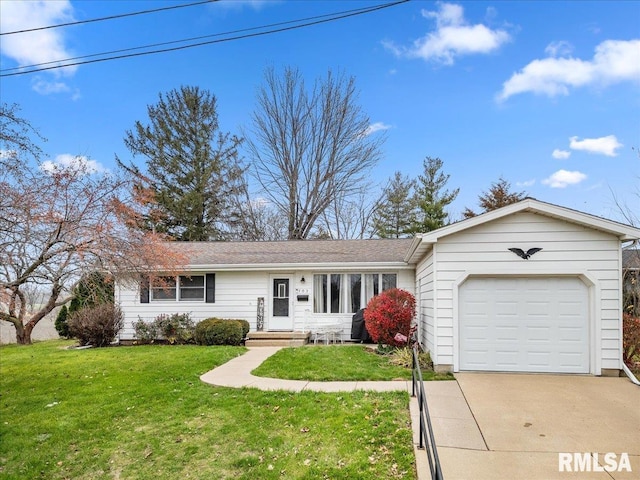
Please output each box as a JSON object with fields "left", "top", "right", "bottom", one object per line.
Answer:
{"left": 364, "top": 288, "right": 416, "bottom": 346}
{"left": 623, "top": 313, "right": 640, "bottom": 368}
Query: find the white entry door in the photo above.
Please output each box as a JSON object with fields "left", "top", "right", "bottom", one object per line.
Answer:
{"left": 269, "top": 276, "right": 294, "bottom": 331}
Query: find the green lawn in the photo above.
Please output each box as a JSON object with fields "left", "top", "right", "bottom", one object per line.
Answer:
{"left": 0, "top": 341, "right": 415, "bottom": 479}
{"left": 252, "top": 345, "right": 454, "bottom": 381}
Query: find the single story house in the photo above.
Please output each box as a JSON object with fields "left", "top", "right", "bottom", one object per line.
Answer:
{"left": 116, "top": 198, "right": 640, "bottom": 375}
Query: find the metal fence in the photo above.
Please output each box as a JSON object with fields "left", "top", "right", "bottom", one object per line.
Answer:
{"left": 411, "top": 346, "right": 445, "bottom": 480}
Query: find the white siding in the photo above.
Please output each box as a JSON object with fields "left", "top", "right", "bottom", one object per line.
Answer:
{"left": 416, "top": 250, "right": 435, "bottom": 354}
{"left": 118, "top": 268, "right": 415, "bottom": 342}
{"left": 293, "top": 268, "right": 415, "bottom": 341}
{"left": 417, "top": 212, "right": 623, "bottom": 374}
{"left": 117, "top": 271, "right": 269, "bottom": 340}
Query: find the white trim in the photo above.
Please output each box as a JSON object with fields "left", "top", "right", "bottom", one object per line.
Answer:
{"left": 268, "top": 274, "right": 294, "bottom": 331}
{"left": 406, "top": 198, "right": 640, "bottom": 263}
{"left": 432, "top": 245, "right": 438, "bottom": 362}
{"left": 174, "top": 262, "right": 413, "bottom": 272}
{"left": 452, "top": 270, "right": 600, "bottom": 374}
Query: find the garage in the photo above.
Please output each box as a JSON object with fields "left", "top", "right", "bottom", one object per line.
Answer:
{"left": 459, "top": 277, "right": 590, "bottom": 373}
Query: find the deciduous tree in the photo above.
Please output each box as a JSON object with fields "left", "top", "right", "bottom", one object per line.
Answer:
{"left": 463, "top": 176, "right": 526, "bottom": 218}
{"left": 247, "top": 67, "right": 384, "bottom": 239}
{"left": 1, "top": 105, "right": 182, "bottom": 344}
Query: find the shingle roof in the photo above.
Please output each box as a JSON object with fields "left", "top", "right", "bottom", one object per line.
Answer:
{"left": 623, "top": 249, "right": 640, "bottom": 269}
{"left": 166, "top": 238, "right": 415, "bottom": 267}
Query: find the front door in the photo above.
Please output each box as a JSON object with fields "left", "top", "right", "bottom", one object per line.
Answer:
{"left": 269, "top": 276, "right": 293, "bottom": 331}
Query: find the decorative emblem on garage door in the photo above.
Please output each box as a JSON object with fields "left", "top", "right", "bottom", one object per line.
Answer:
{"left": 508, "top": 247, "right": 543, "bottom": 259}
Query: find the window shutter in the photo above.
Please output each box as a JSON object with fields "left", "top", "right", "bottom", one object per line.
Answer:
{"left": 140, "top": 277, "right": 149, "bottom": 303}
{"left": 206, "top": 273, "right": 215, "bottom": 303}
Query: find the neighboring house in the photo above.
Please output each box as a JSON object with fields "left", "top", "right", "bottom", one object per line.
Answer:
{"left": 117, "top": 198, "right": 640, "bottom": 376}
{"left": 622, "top": 248, "right": 640, "bottom": 316}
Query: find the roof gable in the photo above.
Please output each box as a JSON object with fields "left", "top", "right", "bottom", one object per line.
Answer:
{"left": 406, "top": 198, "right": 640, "bottom": 263}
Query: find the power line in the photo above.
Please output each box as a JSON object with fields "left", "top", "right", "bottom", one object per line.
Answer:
{"left": 0, "top": 0, "right": 216, "bottom": 36}
{"left": 1, "top": 4, "right": 388, "bottom": 74}
{"left": 0, "top": 1, "right": 409, "bottom": 78}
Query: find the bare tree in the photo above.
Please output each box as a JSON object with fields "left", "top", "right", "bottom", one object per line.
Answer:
{"left": 247, "top": 67, "right": 385, "bottom": 239}
{"left": 1, "top": 106, "right": 182, "bottom": 344}
{"left": 319, "top": 188, "right": 380, "bottom": 239}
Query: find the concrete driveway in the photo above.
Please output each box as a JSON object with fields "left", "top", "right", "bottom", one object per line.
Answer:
{"left": 429, "top": 373, "right": 640, "bottom": 480}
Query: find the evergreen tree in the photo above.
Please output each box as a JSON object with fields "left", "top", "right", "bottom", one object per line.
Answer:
{"left": 54, "top": 272, "right": 113, "bottom": 339}
{"left": 372, "top": 172, "right": 416, "bottom": 238}
{"left": 411, "top": 157, "right": 459, "bottom": 233}
{"left": 54, "top": 305, "right": 69, "bottom": 339}
{"left": 463, "top": 176, "right": 526, "bottom": 218}
{"left": 120, "top": 86, "right": 244, "bottom": 241}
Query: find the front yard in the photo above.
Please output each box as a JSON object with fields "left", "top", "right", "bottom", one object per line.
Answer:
{"left": 0, "top": 341, "right": 416, "bottom": 479}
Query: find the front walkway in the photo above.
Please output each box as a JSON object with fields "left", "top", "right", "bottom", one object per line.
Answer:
{"left": 200, "top": 346, "right": 484, "bottom": 480}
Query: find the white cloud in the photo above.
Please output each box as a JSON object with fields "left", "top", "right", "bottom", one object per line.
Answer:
{"left": 516, "top": 179, "right": 536, "bottom": 187}
{"left": 569, "top": 135, "right": 622, "bottom": 156}
{"left": 0, "top": 0, "right": 77, "bottom": 80}
{"left": 498, "top": 39, "right": 640, "bottom": 101}
{"left": 552, "top": 149, "right": 571, "bottom": 159}
{"left": 542, "top": 169, "right": 587, "bottom": 188}
{"left": 545, "top": 41, "right": 574, "bottom": 57}
{"left": 32, "top": 78, "right": 71, "bottom": 95}
{"left": 384, "top": 2, "right": 511, "bottom": 65}
{"left": 364, "top": 122, "right": 392, "bottom": 136}
{"left": 40, "top": 154, "right": 106, "bottom": 175}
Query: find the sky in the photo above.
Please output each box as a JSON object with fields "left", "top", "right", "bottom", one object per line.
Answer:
{"left": 1, "top": 0, "right": 639, "bottom": 224}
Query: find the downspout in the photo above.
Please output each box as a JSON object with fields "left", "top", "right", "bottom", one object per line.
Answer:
{"left": 622, "top": 363, "right": 640, "bottom": 386}
{"left": 621, "top": 239, "right": 639, "bottom": 386}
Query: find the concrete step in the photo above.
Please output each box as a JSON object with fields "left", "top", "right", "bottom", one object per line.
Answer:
{"left": 245, "top": 339, "right": 308, "bottom": 347}
{"left": 245, "top": 331, "right": 310, "bottom": 347}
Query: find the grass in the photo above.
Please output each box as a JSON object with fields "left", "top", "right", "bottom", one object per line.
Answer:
{"left": 0, "top": 341, "right": 416, "bottom": 480}
{"left": 252, "top": 345, "right": 455, "bottom": 381}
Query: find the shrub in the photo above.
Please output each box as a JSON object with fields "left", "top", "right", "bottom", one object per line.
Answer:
{"left": 133, "top": 318, "right": 159, "bottom": 344}
{"left": 623, "top": 313, "right": 640, "bottom": 368}
{"left": 68, "top": 303, "right": 124, "bottom": 347}
{"left": 235, "top": 319, "right": 250, "bottom": 338}
{"left": 364, "top": 288, "right": 416, "bottom": 347}
{"left": 195, "top": 318, "right": 243, "bottom": 346}
{"left": 153, "top": 313, "right": 196, "bottom": 344}
{"left": 54, "top": 305, "right": 70, "bottom": 339}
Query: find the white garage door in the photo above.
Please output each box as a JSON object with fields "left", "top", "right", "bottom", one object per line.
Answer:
{"left": 459, "top": 277, "right": 589, "bottom": 373}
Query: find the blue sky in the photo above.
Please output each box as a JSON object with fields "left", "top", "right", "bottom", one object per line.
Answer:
{"left": 1, "top": 0, "right": 639, "bottom": 223}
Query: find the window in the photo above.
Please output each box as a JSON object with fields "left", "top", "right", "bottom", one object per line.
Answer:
{"left": 145, "top": 275, "right": 210, "bottom": 302}
{"left": 313, "top": 273, "right": 397, "bottom": 314}
{"left": 179, "top": 275, "right": 204, "bottom": 301}
{"left": 151, "top": 276, "right": 177, "bottom": 301}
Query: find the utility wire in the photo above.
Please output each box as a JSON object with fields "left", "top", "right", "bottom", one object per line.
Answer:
{"left": 0, "top": 0, "right": 408, "bottom": 78}
{"left": 0, "top": 0, "right": 216, "bottom": 36}
{"left": 1, "top": 4, "right": 388, "bottom": 74}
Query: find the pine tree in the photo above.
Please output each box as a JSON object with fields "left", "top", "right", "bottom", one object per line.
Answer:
{"left": 411, "top": 157, "right": 459, "bottom": 233}
{"left": 120, "top": 86, "right": 244, "bottom": 241}
{"left": 372, "top": 172, "right": 416, "bottom": 238}
{"left": 54, "top": 305, "right": 70, "bottom": 339}
{"left": 463, "top": 176, "right": 526, "bottom": 218}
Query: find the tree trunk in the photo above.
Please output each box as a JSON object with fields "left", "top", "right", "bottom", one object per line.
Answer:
{"left": 15, "top": 322, "right": 33, "bottom": 345}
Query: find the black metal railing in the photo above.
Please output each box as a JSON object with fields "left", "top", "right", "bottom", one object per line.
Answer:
{"left": 412, "top": 346, "right": 445, "bottom": 480}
